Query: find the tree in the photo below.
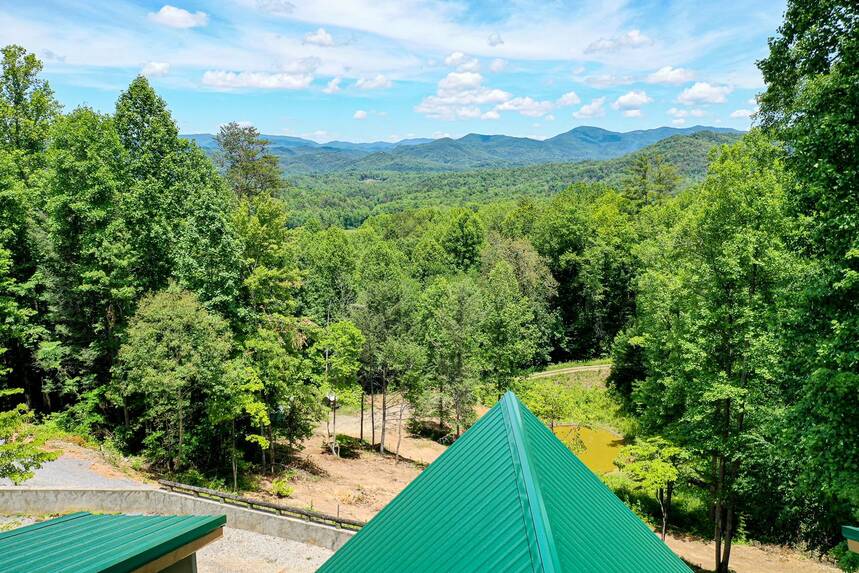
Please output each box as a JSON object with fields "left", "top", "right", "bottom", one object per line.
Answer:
{"left": 113, "top": 286, "right": 233, "bottom": 471}
{"left": 758, "top": 0, "right": 859, "bottom": 535}
{"left": 441, "top": 209, "right": 484, "bottom": 271}
{"left": 479, "top": 260, "right": 539, "bottom": 397}
{"left": 632, "top": 134, "right": 798, "bottom": 573}
{"left": 616, "top": 437, "right": 689, "bottom": 540}
{"left": 215, "top": 122, "right": 283, "bottom": 199}
{"left": 39, "top": 108, "right": 135, "bottom": 400}
{"left": 310, "top": 320, "right": 364, "bottom": 456}
{"left": 0, "top": 44, "right": 60, "bottom": 183}
{"left": 520, "top": 377, "right": 573, "bottom": 432}
{"left": 0, "top": 388, "right": 56, "bottom": 484}
{"left": 622, "top": 153, "right": 680, "bottom": 209}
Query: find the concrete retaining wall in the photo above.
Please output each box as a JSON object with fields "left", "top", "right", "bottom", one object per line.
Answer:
{"left": 0, "top": 488, "right": 354, "bottom": 551}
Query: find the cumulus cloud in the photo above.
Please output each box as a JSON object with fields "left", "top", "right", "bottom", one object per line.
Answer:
{"left": 353, "top": 110, "right": 368, "bottom": 119}
{"left": 444, "top": 51, "right": 467, "bottom": 66}
{"left": 624, "top": 109, "right": 642, "bottom": 117}
{"left": 489, "top": 58, "right": 507, "bottom": 73}
{"left": 443, "top": 51, "right": 479, "bottom": 71}
{"left": 580, "top": 74, "right": 634, "bottom": 88}
{"left": 585, "top": 30, "right": 652, "bottom": 54}
{"left": 613, "top": 90, "right": 652, "bottom": 110}
{"left": 557, "top": 91, "right": 581, "bottom": 106}
{"left": 356, "top": 74, "right": 392, "bottom": 89}
{"left": 202, "top": 70, "right": 313, "bottom": 90}
{"left": 668, "top": 107, "right": 705, "bottom": 118}
{"left": 677, "top": 82, "right": 733, "bottom": 104}
{"left": 573, "top": 97, "right": 606, "bottom": 119}
{"left": 481, "top": 109, "right": 500, "bottom": 120}
{"left": 488, "top": 32, "right": 504, "bottom": 46}
{"left": 730, "top": 108, "right": 753, "bottom": 119}
{"left": 323, "top": 77, "right": 341, "bottom": 94}
{"left": 148, "top": 5, "right": 208, "bottom": 28}
{"left": 416, "top": 71, "right": 511, "bottom": 120}
{"left": 496, "top": 97, "right": 555, "bottom": 118}
{"left": 672, "top": 118, "right": 686, "bottom": 126}
{"left": 141, "top": 61, "right": 170, "bottom": 77}
{"left": 303, "top": 28, "right": 334, "bottom": 47}
{"left": 647, "top": 65, "right": 694, "bottom": 84}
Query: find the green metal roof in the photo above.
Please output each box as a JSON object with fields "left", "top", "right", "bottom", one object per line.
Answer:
{"left": 0, "top": 512, "right": 225, "bottom": 573}
{"left": 318, "top": 392, "right": 691, "bottom": 573}
{"left": 844, "top": 525, "right": 859, "bottom": 542}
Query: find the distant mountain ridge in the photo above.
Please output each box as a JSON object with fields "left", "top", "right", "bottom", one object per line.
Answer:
{"left": 183, "top": 125, "right": 741, "bottom": 174}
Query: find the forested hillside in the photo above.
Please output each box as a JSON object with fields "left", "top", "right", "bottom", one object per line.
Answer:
{"left": 286, "top": 131, "right": 739, "bottom": 227}
{"left": 0, "top": 3, "right": 857, "bottom": 571}
{"left": 187, "top": 125, "right": 739, "bottom": 175}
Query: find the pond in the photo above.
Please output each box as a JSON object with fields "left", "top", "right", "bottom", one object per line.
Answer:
{"left": 553, "top": 425, "right": 625, "bottom": 475}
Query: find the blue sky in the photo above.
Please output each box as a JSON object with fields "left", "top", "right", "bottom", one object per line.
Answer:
{"left": 0, "top": 0, "right": 785, "bottom": 142}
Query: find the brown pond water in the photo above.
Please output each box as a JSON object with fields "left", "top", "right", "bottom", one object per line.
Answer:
{"left": 553, "top": 425, "right": 625, "bottom": 475}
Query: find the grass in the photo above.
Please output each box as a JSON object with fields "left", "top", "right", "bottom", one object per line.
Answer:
{"left": 541, "top": 357, "right": 613, "bottom": 371}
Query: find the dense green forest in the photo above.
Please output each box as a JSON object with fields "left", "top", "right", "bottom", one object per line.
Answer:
{"left": 0, "top": 2, "right": 856, "bottom": 572}
{"left": 284, "top": 130, "right": 739, "bottom": 227}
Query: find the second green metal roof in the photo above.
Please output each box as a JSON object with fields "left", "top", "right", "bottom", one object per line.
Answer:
{"left": 318, "top": 391, "right": 691, "bottom": 573}
{"left": 0, "top": 511, "right": 225, "bottom": 573}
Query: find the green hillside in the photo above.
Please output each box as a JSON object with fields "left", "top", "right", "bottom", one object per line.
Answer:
{"left": 285, "top": 131, "right": 741, "bottom": 227}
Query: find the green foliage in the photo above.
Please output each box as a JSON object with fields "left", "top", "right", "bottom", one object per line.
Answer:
{"left": 758, "top": 0, "right": 859, "bottom": 535}
{"left": 113, "top": 286, "right": 233, "bottom": 470}
{"left": 271, "top": 477, "right": 294, "bottom": 498}
{"left": 215, "top": 121, "right": 283, "bottom": 199}
{"left": 0, "top": 388, "right": 57, "bottom": 484}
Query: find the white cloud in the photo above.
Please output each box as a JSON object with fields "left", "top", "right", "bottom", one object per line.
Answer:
{"left": 545, "top": 114, "right": 555, "bottom": 121}
{"left": 747, "top": 98, "right": 757, "bottom": 106}
{"left": 668, "top": 107, "right": 705, "bottom": 118}
{"left": 202, "top": 70, "right": 313, "bottom": 90}
{"left": 416, "top": 71, "right": 511, "bottom": 120}
{"left": 647, "top": 65, "right": 694, "bottom": 84}
{"left": 672, "top": 118, "right": 686, "bottom": 126}
{"left": 613, "top": 90, "right": 652, "bottom": 110}
{"left": 444, "top": 51, "right": 466, "bottom": 66}
{"left": 489, "top": 58, "right": 507, "bottom": 73}
{"left": 624, "top": 109, "right": 642, "bottom": 117}
{"left": 148, "top": 5, "right": 208, "bottom": 28}
{"left": 585, "top": 30, "right": 652, "bottom": 54}
{"left": 323, "top": 77, "right": 341, "bottom": 93}
{"left": 677, "top": 82, "right": 733, "bottom": 105}
{"left": 573, "top": 97, "right": 606, "bottom": 119}
{"left": 353, "top": 109, "right": 368, "bottom": 119}
{"left": 141, "top": 61, "right": 170, "bottom": 77}
{"left": 496, "top": 97, "right": 555, "bottom": 117}
{"left": 356, "top": 74, "right": 392, "bottom": 89}
{"left": 481, "top": 110, "right": 500, "bottom": 120}
{"left": 730, "top": 108, "right": 753, "bottom": 119}
{"left": 579, "top": 74, "right": 634, "bottom": 88}
{"left": 488, "top": 32, "right": 504, "bottom": 47}
{"left": 557, "top": 91, "right": 581, "bottom": 106}
{"left": 303, "top": 28, "right": 334, "bottom": 47}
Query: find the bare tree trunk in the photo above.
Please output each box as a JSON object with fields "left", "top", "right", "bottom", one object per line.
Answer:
{"left": 658, "top": 487, "right": 667, "bottom": 540}
{"left": 370, "top": 380, "right": 376, "bottom": 446}
{"left": 380, "top": 378, "right": 388, "bottom": 455}
{"left": 269, "top": 425, "right": 276, "bottom": 474}
{"left": 360, "top": 392, "right": 364, "bottom": 442}
{"left": 231, "top": 420, "right": 238, "bottom": 491}
{"left": 333, "top": 401, "right": 338, "bottom": 457}
{"left": 720, "top": 504, "right": 735, "bottom": 573}
{"left": 395, "top": 399, "right": 406, "bottom": 462}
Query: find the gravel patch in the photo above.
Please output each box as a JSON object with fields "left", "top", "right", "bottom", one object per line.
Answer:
{"left": 197, "top": 527, "right": 334, "bottom": 573}
{"left": 0, "top": 455, "right": 144, "bottom": 489}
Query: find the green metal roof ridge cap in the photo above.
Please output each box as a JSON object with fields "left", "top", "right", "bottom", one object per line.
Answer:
{"left": 844, "top": 525, "right": 859, "bottom": 542}
{"left": 501, "top": 391, "right": 561, "bottom": 573}
{"left": 0, "top": 512, "right": 91, "bottom": 542}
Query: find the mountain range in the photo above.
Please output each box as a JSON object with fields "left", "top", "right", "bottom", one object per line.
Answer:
{"left": 184, "top": 125, "right": 741, "bottom": 174}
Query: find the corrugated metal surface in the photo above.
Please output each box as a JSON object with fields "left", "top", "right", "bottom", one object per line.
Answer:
{"left": 317, "top": 391, "right": 692, "bottom": 572}
{"left": 844, "top": 525, "right": 859, "bottom": 542}
{"left": 0, "top": 511, "right": 225, "bottom": 573}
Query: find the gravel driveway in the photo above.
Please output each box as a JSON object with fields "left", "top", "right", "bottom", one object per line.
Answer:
{"left": 0, "top": 454, "right": 145, "bottom": 488}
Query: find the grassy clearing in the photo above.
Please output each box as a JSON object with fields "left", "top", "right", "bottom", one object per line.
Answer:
{"left": 541, "top": 357, "right": 613, "bottom": 371}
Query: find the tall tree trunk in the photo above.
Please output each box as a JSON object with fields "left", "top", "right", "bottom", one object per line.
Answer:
{"left": 231, "top": 420, "right": 238, "bottom": 492}
{"left": 380, "top": 377, "right": 387, "bottom": 455}
{"left": 396, "top": 400, "right": 406, "bottom": 462}
{"left": 665, "top": 481, "right": 674, "bottom": 540}
{"left": 658, "top": 487, "right": 667, "bottom": 540}
{"left": 370, "top": 379, "right": 376, "bottom": 446}
{"left": 333, "top": 400, "right": 338, "bottom": 457}
{"left": 360, "top": 392, "right": 364, "bottom": 442}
